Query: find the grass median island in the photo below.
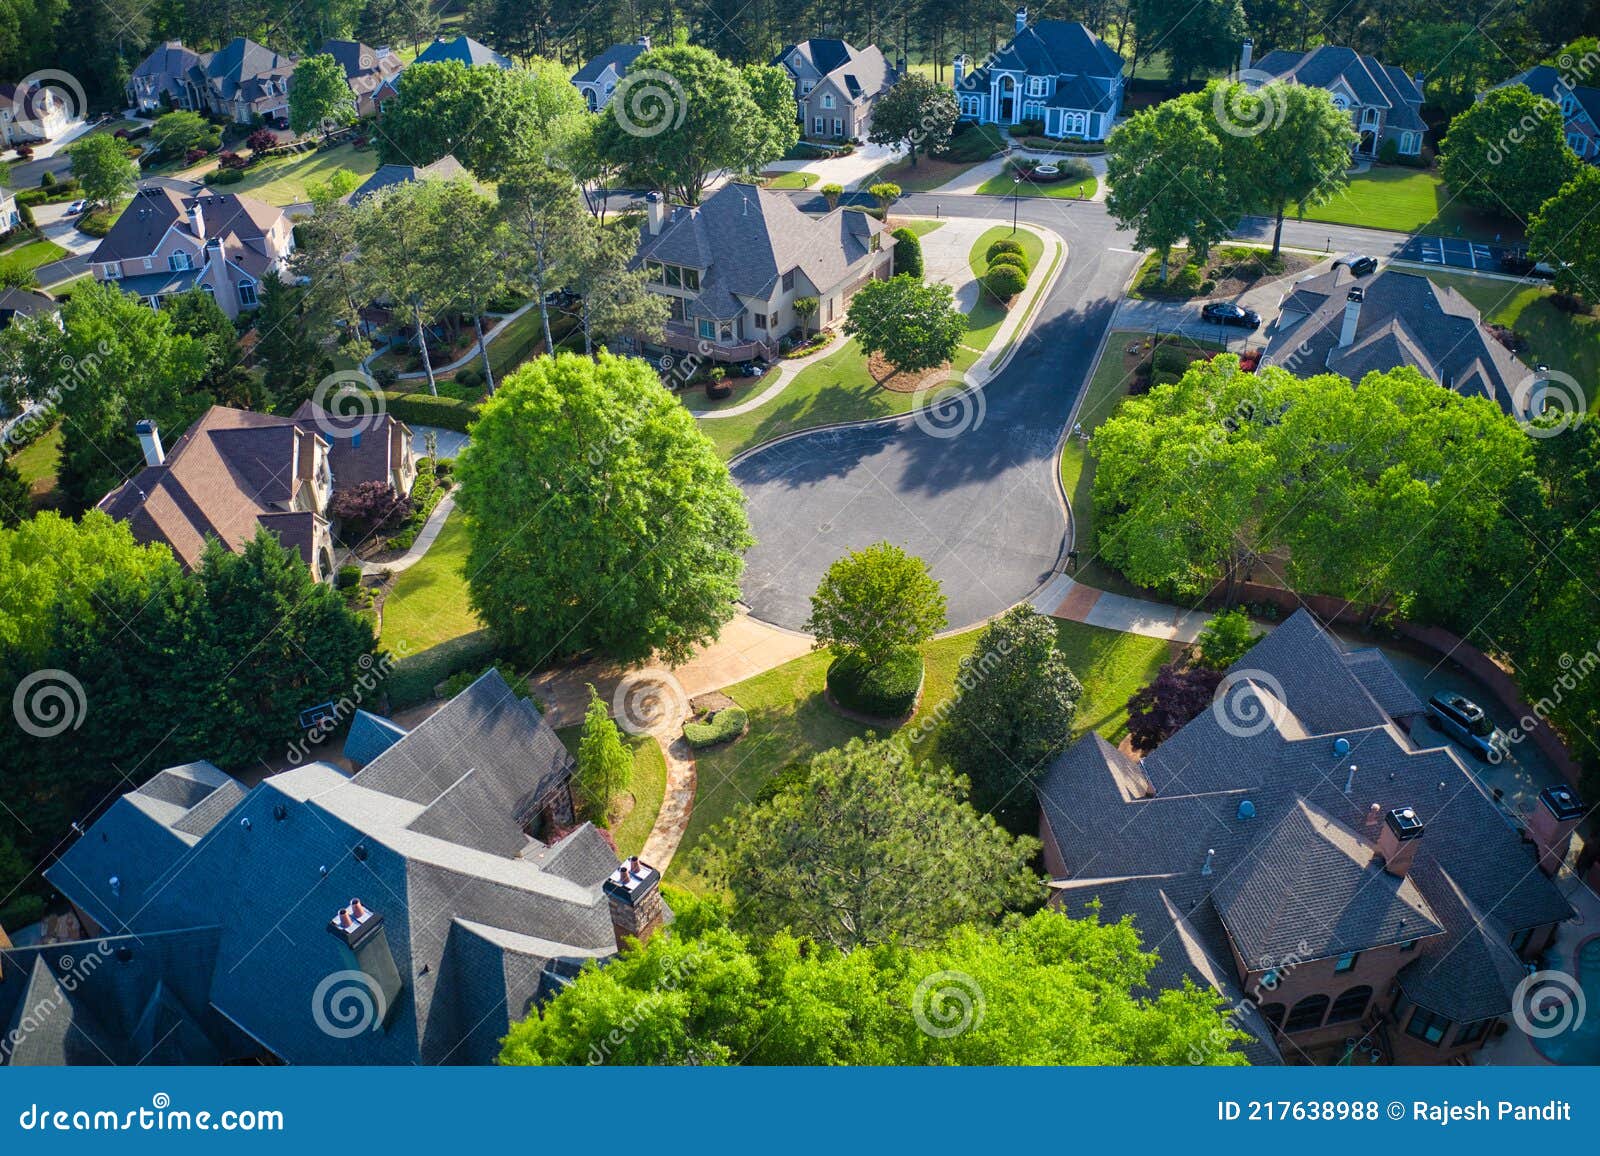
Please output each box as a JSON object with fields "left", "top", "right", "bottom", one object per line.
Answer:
{"left": 669, "top": 619, "right": 1173, "bottom": 884}
{"left": 976, "top": 172, "right": 1096, "bottom": 200}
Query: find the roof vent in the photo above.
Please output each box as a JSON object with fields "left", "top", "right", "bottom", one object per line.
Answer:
{"left": 1332, "top": 737, "right": 1351, "bottom": 757}
{"left": 1236, "top": 799, "right": 1255, "bottom": 820}
{"left": 1201, "top": 848, "right": 1216, "bottom": 876}
{"left": 239, "top": 817, "right": 251, "bottom": 830}
{"left": 1343, "top": 764, "right": 1357, "bottom": 795}
{"left": 273, "top": 803, "right": 288, "bottom": 821}
{"left": 108, "top": 875, "right": 120, "bottom": 896}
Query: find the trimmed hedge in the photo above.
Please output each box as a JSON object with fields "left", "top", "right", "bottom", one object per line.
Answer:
{"left": 384, "top": 630, "right": 498, "bottom": 710}
{"left": 335, "top": 564, "right": 362, "bottom": 589}
{"left": 826, "top": 647, "right": 923, "bottom": 719}
{"left": 985, "top": 238, "right": 1026, "bottom": 264}
{"left": 891, "top": 227, "right": 923, "bottom": 278}
{"left": 382, "top": 391, "right": 480, "bottom": 433}
{"left": 983, "top": 264, "right": 1028, "bottom": 299}
{"left": 987, "top": 251, "right": 1030, "bottom": 276}
{"left": 683, "top": 706, "right": 748, "bottom": 749}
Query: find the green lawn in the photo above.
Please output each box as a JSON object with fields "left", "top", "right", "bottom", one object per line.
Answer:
{"left": 968, "top": 225, "right": 1045, "bottom": 278}
{"left": 764, "top": 170, "right": 818, "bottom": 190}
{"left": 671, "top": 619, "right": 1173, "bottom": 881}
{"left": 221, "top": 144, "right": 381, "bottom": 205}
{"left": 1422, "top": 271, "right": 1600, "bottom": 401}
{"left": 896, "top": 218, "right": 946, "bottom": 237}
{"left": 6, "top": 424, "right": 63, "bottom": 510}
{"left": 872, "top": 123, "right": 1009, "bottom": 192}
{"left": 1293, "top": 166, "right": 1518, "bottom": 241}
{"left": 976, "top": 173, "right": 1097, "bottom": 200}
{"left": 556, "top": 726, "right": 666, "bottom": 858}
{"left": 377, "top": 506, "right": 482, "bottom": 654}
{"left": 0, "top": 238, "right": 68, "bottom": 278}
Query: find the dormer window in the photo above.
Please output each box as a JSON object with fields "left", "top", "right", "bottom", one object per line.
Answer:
{"left": 169, "top": 251, "right": 192, "bottom": 271}
{"left": 238, "top": 280, "right": 258, "bottom": 308}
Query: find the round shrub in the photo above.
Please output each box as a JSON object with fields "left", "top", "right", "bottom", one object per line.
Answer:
{"left": 987, "top": 251, "right": 1030, "bottom": 276}
{"left": 826, "top": 647, "right": 923, "bottom": 719}
{"left": 986, "top": 238, "right": 1026, "bottom": 264}
{"left": 1058, "top": 157, "right": 1093, "bottom": 183}
{"left": 683, "top": 706, "right": 748, "bottom": 749}
{"left": 891, "top": 227, "right": 923, "bottom": 278}
{"left": 983, "top": 263, "right": 1028, "bottom": 300}
{"left": 335, "top": 564, "right": 362, "bottom": 590}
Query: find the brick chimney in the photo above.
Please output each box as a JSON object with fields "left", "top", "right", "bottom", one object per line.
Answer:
{"left": 645, "top": 191, "right": 666, "bottom": 235}
{"left": 1339, "top": 287, "right": 1364, "bottom": 347}
{"left": 1527, "top": 785, "right": 1584, "bottom": 876}
{"left": 1014, "top": 6, "right": 1028, "bottom": 33}
{"left": 603, "top": 856, "right": 666, "bottom": 951}
{"left": 1376, "top": 806, "right": 1424, "bottom": 877}
{"left": 953, "top": 54, "right": 967, "bottom": 85}
{"left": 1240, "top": 38, "right": 1253, "bottom": 74}
{"left": 135, "top": 419, "right": 164, "bottom": 466}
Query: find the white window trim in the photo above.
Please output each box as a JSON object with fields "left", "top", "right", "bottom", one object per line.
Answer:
{"left": 1027, "top": 76, "right": 1046, "bottom": 97}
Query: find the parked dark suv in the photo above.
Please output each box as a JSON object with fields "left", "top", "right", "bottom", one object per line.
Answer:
{"left": 1336, "top": 254, "right": 1378, "bottom": 276}
{"left": 1200, "top": 301, "right": 1261, "bottom": 330}
{"left": 1426, "top": 691, "right": 1506, "bottom": 762}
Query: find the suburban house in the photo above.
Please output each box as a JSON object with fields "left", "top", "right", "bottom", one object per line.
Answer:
{"left": 412, "top": 34, "right": 513, "bottom": 70}
{"left": 0, "top": 285, "right": 56, "bottom": 328}
{"left": 346, "top": 153, "right": 469, "bottom": 207}
{"left": 775, "top": 39, "right": 898, "bottom": 140}
{"left": 0, "top": 79, "right": 72, "bottom": 146}
{"left": 323, "top": 38, "right": 405, "bottom": 118}
{"left": 1263, "top": 265, "right": 1537, "bottom": 416}
{"left": 88, "top": 181, "right": 295, "bottom": 318}
{"left": 572, "top": 37, "right": 651, "bottom": 111}
{"left": 1489, "top": 64, "right": 1600, "bottom": 162}
{"left": 5, "top": 670, "right": 669, "bottom": 1065}
{"left": 0, "top": 185, "right": 19, "bottom": 233}
{"left": 1038, "top": 609, "right": 1578, "bottom": 1065}
{"left": 96, "top": 401, "right": 416, "bottom": 582}
{"left": 126, "top": 40, "right": 208, "bottom": 112}
{"left": 194, "top": 37, "right": 297, "bottom": 124}
{"left": 632, "top": 182, "right": 894, "bottom": 363}
{"left": 1244, "top": 41, "right": 1426, "bottom": 159}
{"left": 954, "top": 11, "right": 1124, "bottom": 142}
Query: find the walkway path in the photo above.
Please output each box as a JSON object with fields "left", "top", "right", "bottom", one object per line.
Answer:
{"left": 358, "top": 493, "right": 455, "bottom": 576}
{"left": 928, "top": 148, "right": 1107, "bottom": 202}
{"left": 1028, "top": 573, "right": 1213, "bottom": 643}
{"left": 366, "top": 300, "right": 538, "bottom": 381}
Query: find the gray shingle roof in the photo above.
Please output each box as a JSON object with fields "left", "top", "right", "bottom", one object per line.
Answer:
{"left": 775, "top": 39, "right": 857, "bottom": 78}
{"left": 957, "top": 19, "right": 1122, "bottom": 107}
{"left": 572, "top": 40, "right": 649, "bottom": 85}
{"left": 344, "top": 708, "right": 410, "bottom": 766}
{"left": 1036, "top": 609, "right": 1572, "bottom": 1050}
{"left": 1254, "top": 46, "right": 1424, "bottom": 131}
{"left": 413, "top": 35, "right": 511, "bottom": 70}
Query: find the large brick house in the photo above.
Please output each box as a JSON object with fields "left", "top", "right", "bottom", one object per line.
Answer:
{"left": 1489, "top": 64, "right": 1600, "bottom": 164}
{"left": 954, "top": 11, "right": 1124, "bottom": 142}
{"left": 1038, "top": 610, "right": 1579, "bottom": 1065}
{"left": 775, "top": 39, "right": 898, "bottom": 141}
{"left": 1244, "top": 41, "right": 1427, "bottom": 159}
{"left": 633, "top": 182, "right": 894, "bottom": 363}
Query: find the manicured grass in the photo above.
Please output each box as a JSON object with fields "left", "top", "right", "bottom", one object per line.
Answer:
{"left": 671, "top": 619, "right": 1174, "bottom": 881}
{"left": 0, "top": 238, "right": 68, "bottom": 278}
{"left": 896, "top": 218, "right": 946, "bottom": 237}
{"left": 976, "top": 173, "right": 1096, "bottom": 200}
{"left": 873, "top": 123, "right": 1008, "bottom": 192}
{"left": 763, "top": 170, "right": 818, "bottom": 190}
{"left": 220, "top": 144, "right": 381, "bottom": 205}
{"left": 1293, "top": 166, "right": 1517, "bottom": 241}
{"left": 377, "top": 506, "right": 482, "bottom": 654}
{"left": 556, "top": 726, "right": 666, "bottom": 858}
{"left": 1422, "top": 271, "right": 1600, "bottom": 402}
{"left": 6, "top": 424, "right": 62, "bottom": 509}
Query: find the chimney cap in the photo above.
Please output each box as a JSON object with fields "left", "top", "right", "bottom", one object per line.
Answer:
{"left": 1384, "top": 806, "right": 1424, "bottom": 841}
{"left": 1332, "top": 737, "right": 1351, "bottom": 756}
{"left": 1347, "top": 287, "right": 1365, "bottom": 303}
{"left": 645, "top": 191, "right": 661, "bottom": 203}
{"left": 1539, "top": 785, "right": 1583, "bottom": 821}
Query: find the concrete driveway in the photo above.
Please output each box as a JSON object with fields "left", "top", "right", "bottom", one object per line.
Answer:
{"left": 767, "top": 141, "right": 903, "bottom": 191}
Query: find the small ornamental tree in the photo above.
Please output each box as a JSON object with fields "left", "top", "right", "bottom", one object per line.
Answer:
{"left": 1125, "top": 663, "right": 1225, "bottom": 753}
{"left": 792, "top": 295, "right": 818, "bottom": 337}
{"left": 891, "top": 227, "right": 923, "bottom": 277}
{"left": 66, "top": 134, "right": 138, "bottom": 208}
{"left": 820, "top": 182, "right": 843, "bottom": 209}
{"left": 575, "top": 685, "right": 632, "bottom": 822}
{"left": 868, "top": 181, "right": 900, "bottom": 212}
{"left": 1193, "top": 608, "right": 1259, "bottom": 670}
{"left": 328, "top": 481, "right": 410, "bottom": 534}
{"left": 843, "top": 274, "right": 966, "bottom": 376}
{"left": 805, "top": 541, "right": 947, "bottom": 666}
{"left": 868, "top": 74, "right": 958, "bottom": 165}
{"left": 246, "top": 128, "right": 277, "bottom": 154}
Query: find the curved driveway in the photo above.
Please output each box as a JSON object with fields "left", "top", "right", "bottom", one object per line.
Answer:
{"left": 733, "top": 194, "right": 1142, "bottom": 631}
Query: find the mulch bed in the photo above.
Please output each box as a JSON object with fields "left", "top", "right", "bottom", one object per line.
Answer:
{"left": 690, "top": 691, "right": 736, "bottom": 714}
{"left": 870, "top": 353, "right": 961, "bottom": 393}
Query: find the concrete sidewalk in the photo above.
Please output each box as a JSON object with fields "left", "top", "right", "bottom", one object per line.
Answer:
{"left": 1030, "top": 573, "right": 1214, "bottom": 644}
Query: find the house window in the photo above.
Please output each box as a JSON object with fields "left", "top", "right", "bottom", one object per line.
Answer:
{"left": 754, "top": 313, "right": 767, "bottom": 330}
{"left": 813, "top": 116, "right": 824, "bottom": 134}
{"left": 782, "top": 269, "right": 795, "bottom": 291}
{"left": 100, "top": 263, "right": 120, "bottom": 279}
{"left": 1509, "top": 927, "right": 1534, "bottom": 954}
{"left": 1257, "top": 1003, "right": 1286, "bottom": 1031}
{"left": 1061, "top": 111, "right": 1086, "bottom": 136}
{"left": 826, "top": 298, "right": 835, "bottom": 322}
{"left": 665, "top": 265, "right": 681, "bottom": 288}
{"left": 169, "top": 251, "right": 192, "bottom": 271}
{"left": 683, "top": 268, "right": 699, "bottom": 291}
{"left": 1401, "top": 132, "right": 1419, "bottom": 155}
{"left": 1333, "top": 951, "right": 1359, "bottom": 973}
{"left": 237, "top": 280, "right": 258, "bottom": 308}
{"left": 143, "top": 256, "right": 154, "bottom": 270}
{"left": 697, "top": 319, "right": 715, "bottom": 340}
{"left": 1455, "top": 1019, "right": 1493, "bottom": 1046}
{"left": 832, "top": 118, "right": 843, "bottom": 136}
{"left": 1404, "top": 1007, "right": 1452, "bottom": 1046}
{"left": 1027, "top": 76, "right": 1046, "bottom": 97}
{"left": 822, "top": 93, "right": 834, "bottom": 109}
{"left": 767, "top": 313, "right": 777, "bottom": 329}
{"left": 668, "top": 297, "right": 685, "bottom": 322}
{"left": 1326, "top": 985, "right": 1373, "bottom": 1024}
{"left": 1283, "top": 994, "right": 1329, "bottom": 1032}
{"left": 1023, "top": 101, "right": 1043, "bottom": 122}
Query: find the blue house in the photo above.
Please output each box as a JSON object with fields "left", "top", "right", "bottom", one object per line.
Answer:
{"left": 954, "top": 10, "right": 1124, "bottom": 142}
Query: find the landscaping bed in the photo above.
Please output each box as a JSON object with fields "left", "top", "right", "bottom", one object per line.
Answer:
{"left": 1129, "top": 245, "right": 1314, "bottom": 301}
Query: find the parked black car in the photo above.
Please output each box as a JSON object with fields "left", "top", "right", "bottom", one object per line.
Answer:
{"left": 1200, "top": 301, "right": 1261, "bottom": 330}
{"left": 1426, "top": 691, "right": 1507, "bottom": 762}
{"left": 1336, "top": 254, "right": 1378, "bottom": 276}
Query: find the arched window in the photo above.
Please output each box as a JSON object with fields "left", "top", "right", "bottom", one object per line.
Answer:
{"left": 1257, "top": 1003, "right": 1286, "bottom": 1031}
{"left": 1284, "top": 994, "right": 1329, "bottom": 1032}
{"left": 1327, "top": 985, "right": 1373, "bottom": 1024}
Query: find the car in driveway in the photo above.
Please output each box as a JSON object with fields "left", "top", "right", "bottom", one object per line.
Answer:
{"left": 1335, "top": 254, "right": 1378, "bottom": 276}
{"left": 65, "top": 199, "right": 86, "bottom": 216}
{"left": 1426, "top": 691, "right": 1507, "bottom": 762}
{"left": 1199, "top": 301, "right": 1261, "bottom": 330}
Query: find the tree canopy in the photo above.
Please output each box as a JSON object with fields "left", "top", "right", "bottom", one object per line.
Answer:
{"left": 455, "top": 352, "right": 752, "bottom": 665}
{"left": 805, "top": 541, "right": 947, "bottom": 665}
{"left": 1440, "top": 86, "right": 1582, "bottom": 222}
{"left": 66, "top": 132, "right": 138, "bottom": 207}
{"left": 868, "top": 74, "right": 958, "bottom": 165}
{"left": 843, "top": 274, "right": 968, "bottom": 376}
{"left": 288, "top": 52, "right": 357, "bottom": 139}
{"left": 1528, "top": 166, "right": 1600, "bottom": 300}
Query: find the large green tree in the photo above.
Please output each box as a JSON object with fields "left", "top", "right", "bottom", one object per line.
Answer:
{"left": 868, "top": 74, "right": 959, "bottom": 166}
{"left": 843, "top": 274, "right": 968, "bottom": 377}
{"left": 65, "top": 132, "right": 138, "bottom": 208}
{"left": 501, "top": 894, "right": 1250, "bottom": 1065}
{"left": 1440, "top": 86, "right": 1582, "bottom": 221}
{"left": 694, "top": 737, "right": 1040, "bottom": 951}
{"left": 805, "top": 541, "right": 947, "bottom": 665}
{"left": 455, "top": 352, "right": 752, "bottom": 665}
{"left": 1528, "top": 166, "right": 1600, "bottom": 301}
{"left": 288, "top": 51, "right": 358, "bottom": 140}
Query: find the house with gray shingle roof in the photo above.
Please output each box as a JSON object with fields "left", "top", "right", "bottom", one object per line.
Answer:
{"left": 1244, "top": 41, "right": 1426, "bottom": 159}
{"left": 954, "top": 11, "right": 1124, "bottom": 142}
{"left": 126, "top": 40, "right": 207, "bottom": 112}
{"left": 322, "top": 38, "right": 404, "bottom": 118}
{"left": 1489, "top": 63, "right": 1600, "bottom": 164}
{"left": 413, "top": 34, "right": 512, "bottom": 70}
{"left": 572, "top": 36, "right": 652, "bottom": 111}
{"left": 775, "top": 39, "right": 898, "bottom": 141}
{"left": 1263, "top": 265, "right": 1538, "bottom": 416}
{"left": 21, "top": 670, "right": 661, "bottom": 1066}
{"left": 1038, "top": 609, "right": 1577, "bottom": 1065}
{"left": 634, "top": 182, "right": 894, "bottom": 363}
{"left": 198, "top": 37, "right": 297, "bottom": 124}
